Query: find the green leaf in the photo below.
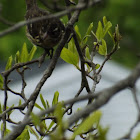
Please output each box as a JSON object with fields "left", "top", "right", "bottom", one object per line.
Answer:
{"left": 5, "top": 129, "right": 10, "bottom": 136}
{"left": 103, "top": 21, "right": 112, "bottom": 37}
{"left": 52, "top": 91, "right": 59, "bottom": 105}
{"left": 15, "top": 43, "right": 36, "bottom": 63}
{"left": 7, "top": 104, "right": 14, "bottom": 116}
{"left": 96, "top": 21, "right": 103, "bottom": 42}
{"left": 27, "top": 126, "right": 39, "bottom": 139}
{"left": 86, "top": 22, "right": 94, "bottom": 36}
{"left": 103, "top": 16, "right": 108, "bottom": 26}
{"left": 98, "top": 39, "right": 107, "bottom": 56}
{"left": 16, "top": 128, "right": 30, "bottom": 140}
{"left": 40, "top": 121, "right": 47, "bottom": 133}
{"left": 95, "top": 64, "right": 100, "bottom": 69}
{"left": 72, "top": 111, "right": 102, "bottom": 139}
{"left": 87, "top": 125, "right": 108, "bottom": 140}
{"left": 54, "top": 103, "right": 63, "bottom": 123}
{"left": 15, "top": 51, "right": 20, "bottom": 63}
{"left": 85, "top": 47, "right": 91, "bottom": 60}
{"left": 20, "top": 43, "right": 28, "bottom": 63}
{"left": 114, "top": 24, "right": 121, "bottom": 43}
{"left": 98, "top": 125, "right": 109, "bottom": 140}
{"left": 60, "top": 48, "right": 79, "bottom": 68}
{"left": 68, "top": 38, "right": 74, "bottom": 52}
{"left": 85, "top": 63, "right": 91, "bottom": 74}
{"left": 0, "top": 123, "right": 10, "bottom": 136}
{"left": 54, "top": 103, "right": 64, "bottom": 137}
{"left": 18, "top": 99, "right": 22, "bottom": 106}
{"left": 68, "top": 38, "right": 79, "bottom": 65}
{"left": 31, "top": 113, "right": 40, "bottom": 126}
{"left": 35, "top": 103, "right": 44, "bottom": 111}
{"left": 85, "top": 47, "right": 91, "bottom": 73}
{"left": 0, "top": 74, "right": 4, "bottom": 90}
{"left": 28, "top": 45, "right": 37, "bottom": 61}
{"left": 75, "top": 25, "right": 81, "bottom": 42}
{"left": 103, "top": 16, "right": 113, "bottom": 39}
{"left": 5, "top": 55, "right": 13, "bottom": 70}
{"left": 83, "top": 22, "right": 93, "bottom": 44}
{"left": 48, "top": 121, "right": 55, "bottom": 131}
{"left": 108, "top": 30, "right": 113, "bottom": 39}
{"left": 40, "top": 93, "right": 46, "bottom": 109}
{"left": 68, "top": 38, "right": 77, "bottom": 55}
{"left": 133, "top": 132, "right": 140, "bottom": 140}
{"left": 46, "top": 100, "right": 50, "bottom": 108}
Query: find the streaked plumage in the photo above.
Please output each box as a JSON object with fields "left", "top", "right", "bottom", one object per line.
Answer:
{"left": 25, "top": 0, "right": 65, "bottom": 56}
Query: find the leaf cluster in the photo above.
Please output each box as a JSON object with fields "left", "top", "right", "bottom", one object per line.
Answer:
{"left": 1, "top": 16, "right": 137, "bottom": 140}
{"left": 61, "top": 16, "right": 121, "bottom": 74}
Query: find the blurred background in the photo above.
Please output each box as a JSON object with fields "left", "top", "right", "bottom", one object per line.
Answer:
{"left": 0, "top": 1, "right": 140, "bottom": 139}
{"left": 0, "top": 0, "right": 140, "bottom": 68}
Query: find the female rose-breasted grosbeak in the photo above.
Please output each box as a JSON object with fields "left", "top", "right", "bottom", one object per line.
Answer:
{"left": 25, "top": 0, "right": 65, "bottom": 56}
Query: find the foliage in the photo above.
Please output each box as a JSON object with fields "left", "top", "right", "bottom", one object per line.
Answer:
{"left": 0, "top": 0, "right": 139, "bottom": 67}
{"left": 61, "top": 16, "right": 119, "bottom": 74}
{"left": 76, "top": 0, "right": 140, "bottom": 68}
{"left": 0, "top": 16, "right": 123, "bottom": 139}
{"left": 0, "top": 0, "right": 26, "bottom": 60}
{"left": 16, "top": 127, "right": 30, "bottom": 140}
{"left": 71, "top": 111, "right": 102, "bottom": 139}
{"left": 0, "top": 1, "right": 139, "bottom": 138}
{"left": 4, "top": 43, "right": 37, "bottom": 71}
{"left": 0, "top": 74, "right": 4, "bottom": 90}
{"left": 133, "top": 132, "right": 140, "bottom": 140}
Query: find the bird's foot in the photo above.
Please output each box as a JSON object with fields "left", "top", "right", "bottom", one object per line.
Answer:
{"left": 38, "top": 51, "right": 47, "bottom": 67}
{"left": 48, "top": 48, "right": 54, "bottom": 59}
{"left": 38, "top": 49, "right": 54, "bottom": 67}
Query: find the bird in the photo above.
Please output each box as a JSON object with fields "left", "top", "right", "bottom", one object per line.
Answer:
{"left": 25, "top": 0, "right": 65, "bottom": 58}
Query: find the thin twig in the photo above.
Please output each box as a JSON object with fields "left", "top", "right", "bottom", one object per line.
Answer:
{"left": 132, "top": 87, "right": 140, "bottom": 113}
{"left": 65, "top": 85, "right": 84, "bottom": 115}
{"left": 24, "top": 11, "right": 81, "bottom": 118}
{"left": 1, "top": 76, "right": 8, "bottom": 138}
{"left": 2, "top": 59, "right": 140, "bottom": 140}
{"left": 0, "top": 16, "right": 15, "bottom": 26}
{"left": 7, "top": 87, "right": 23, "bottom": 97}
{"left": 0, "top": 0, "right": 101, "bottom": 38}
{"left": 39, "top": 0, "right": 65, "bottom": 11}
{"left": 67, "top": 62, "right": 140, "bottom": 128}
{"left": 0, "top": 9, "right": 81, "bottom": 124}
{"left": 1, "top": 59, "right": 39, "bottom": 77}
{"left": 97, "top": 44, "right": 118, "bottom": 75}
{"left": 17, "top": 69, "right": 28, "bottom": 101}
{"left": 4, "top": 60, "right": 140, "bottom": 140}
{"left": 73, "top": 32, "right": 91, "bottom": 93}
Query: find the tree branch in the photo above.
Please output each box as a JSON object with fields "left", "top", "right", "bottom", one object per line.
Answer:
{"left": 3, "top": 6, "right": 81, "bottom": 140}
{"left": 3, "top": 61, "right": 140, "bottom": 140}
{"left": 0, "top": 0, "right": 101, "bottom": 38}
{"left": 68, "top": 61, "right": 140, "bottom": 127}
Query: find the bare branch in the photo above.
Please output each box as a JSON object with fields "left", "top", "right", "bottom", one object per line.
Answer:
{"left": 119, "top": 87, "right": 140, "bottom": 139}
{"left": 0, "top": 16, "right": 15, "bottom": 26}
{"left": 3, "top": 61, "right": 140, "bottom": 140}
{"left": 3, "top": 6, "right": 81, "bottom": 140}
{"left": 1, "top": 59, "right": 39, "bottom": 77}
{"left": 0, "top": 0, "right": 101, "bottom": 38}
{"left": 97, "top": 44, "right": 118, "bottom": 75}
{"left": 39, "top": 0, "right": 65, "bottom": 11}
{"left": 1, "top": 76, "right": 8, "bottom": 138}
{"left": 68, "top": 61, "right": 140, "bottom": 127}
